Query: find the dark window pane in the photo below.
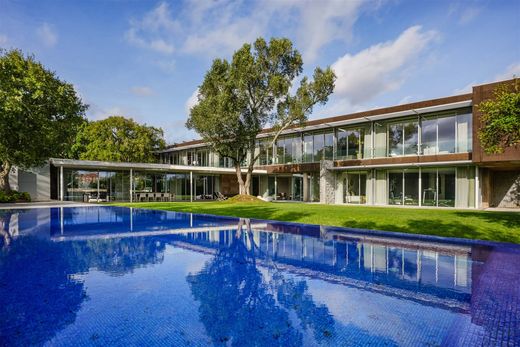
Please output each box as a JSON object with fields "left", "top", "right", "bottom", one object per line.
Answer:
{"left": 438, "top": 116, "right": 456, "bottom": 153}
{"left": 313, "top": 133, "right": 324, "bottom": 161}
{"left": 421, "top": 118, "right": 437, "bottom": 155}
{"left": 389, "top": 124, "right": 403, "bottom": 156}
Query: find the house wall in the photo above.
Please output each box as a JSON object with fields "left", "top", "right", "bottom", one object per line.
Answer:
{"left": 491, "top": 170, "right": 520, "bottom": 208}
{"left": 9, "top": 165, "right": 51, "bottom": 201}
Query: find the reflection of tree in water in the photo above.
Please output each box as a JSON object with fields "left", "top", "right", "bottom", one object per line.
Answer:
{"left": 0, "top": 211, "right": 167, "bottom": 346}
{"left": 65, "top": 237, "right": 166, "bottom": 276}
{"left": 187, "top": 219, "right": 335, "bottom": 346}
{"left": 0, "top": 212, "right": 86, "bottom": 346}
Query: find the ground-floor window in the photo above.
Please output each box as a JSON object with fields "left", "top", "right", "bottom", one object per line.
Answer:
{"left": 64, "top": 169, "right": 130, "bottom": 202}
{"left": 388, "top": 169, "right": 455, "bottom": 206}
{"left": 343, "top": 172, "right": 367, "bottom": 204}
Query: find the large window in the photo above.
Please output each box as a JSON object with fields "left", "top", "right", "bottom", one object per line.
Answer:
{"left": 274, "top": 136, "right": 302, "bottom": 164}
{"left": 313, "top": 133, "right": 324, "bottom": 160}
{"left": 388, "top": 170, "right": 419, "bottom": 205}
{"left": 257, "top": 139, "right": 273, "bottom": 166}
{"left": 64, "top": 170, "right": 129, "bottom": 202}
{"left": 337, "top": 127, "right": 367, "bottom": 160}
{"left": 420, "top": 169, "right": 455, "bottom": 207}
{"left": 388, "top": 120, "right": 418, "bottom": 156}
{"left": 344, "top": 172, "right": 367, "bottom": 204}
{"left": 303, "top": 134, "right": 313, "bottom": 162}
{"left": 421, "top": 112, "right": 473, "bottom": 155}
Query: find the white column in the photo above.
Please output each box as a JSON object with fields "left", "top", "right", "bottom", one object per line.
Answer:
{"left": 475, "top": 166, "right": 479, "bottom": 209}
{"left": 274, "top": 176, "right": 278, "bottom": 200}
{"left": 129, "top": 169, "right": 133, "bottom": 203}
{"left": 418, "top": 167, "right": 422, "bottom": 207}
{"left": 190, "top": 171, "right": 193, "bottom": 202}
{"left": 59, "top": 166, "right": 64, "bottom": 201}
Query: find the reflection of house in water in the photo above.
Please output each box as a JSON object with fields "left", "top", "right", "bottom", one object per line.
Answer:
{"left": 4, "top": 207, "right": 518, "bottom": 346}
{"left": 45, "top": 207, "right": 480, "bottom": 311}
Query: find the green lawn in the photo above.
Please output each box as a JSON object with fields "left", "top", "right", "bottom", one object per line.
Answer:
{"left": 112, "top": 201, "right": 520, "bottom": 244}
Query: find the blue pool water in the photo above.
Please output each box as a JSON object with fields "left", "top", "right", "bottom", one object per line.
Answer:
{"left": 0, "top": 207, "right": 519, "bottom": 346}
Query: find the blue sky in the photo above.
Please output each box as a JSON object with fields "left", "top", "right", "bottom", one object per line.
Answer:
{"left": 1, "top": 0, "right": 519, "bottom": 143}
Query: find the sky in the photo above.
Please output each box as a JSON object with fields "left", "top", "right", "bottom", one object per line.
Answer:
{"left": 0, "top": 0, "right": 519, "bottom": 143}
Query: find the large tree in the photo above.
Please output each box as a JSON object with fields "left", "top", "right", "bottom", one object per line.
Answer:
{"left": 70, "top": 116, "right": 166, "bottom": 162}
{"left": 478, "top": 79, "right": 520, "bottom": 154}
{"left": 0, "top": 49, "right": 87, "bottom": 193}
{"left": 187, "top": 38, "right": 335, "bottom": 195}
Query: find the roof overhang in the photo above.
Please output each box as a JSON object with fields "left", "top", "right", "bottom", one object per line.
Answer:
{"left": 257, "top": 100, "right": 473, "bottom": 138}
{"left": 331, "top": 160, "right": 474, "bottom": 170}
{"left": 50, "top": 158, "right": 268, "bottom": 175}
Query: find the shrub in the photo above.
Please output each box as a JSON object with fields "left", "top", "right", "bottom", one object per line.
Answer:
{"left": 0, "top": 190, "right": 31, "bottom": 203}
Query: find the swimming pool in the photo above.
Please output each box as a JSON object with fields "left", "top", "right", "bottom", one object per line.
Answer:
{"left": 0, "top": 206, "right": 518, "bottom": 346}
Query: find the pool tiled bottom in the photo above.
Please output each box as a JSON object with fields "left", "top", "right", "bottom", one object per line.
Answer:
{"left": 0, "top": 206, "right": 519, "bottom": 346}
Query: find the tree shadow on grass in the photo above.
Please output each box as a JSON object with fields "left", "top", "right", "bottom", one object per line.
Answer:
{"left": 453, "top": 210, "right": 520, "bottom": 229}
{"left": 340, "top": 218, "right": 520, "bottom": 244}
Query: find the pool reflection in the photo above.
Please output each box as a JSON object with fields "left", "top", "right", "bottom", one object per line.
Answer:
{"left": 0, "top": 207, "right": 518, "bottom": 346}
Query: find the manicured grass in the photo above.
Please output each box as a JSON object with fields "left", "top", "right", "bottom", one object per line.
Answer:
{"left": 112, "top": 201, "right": 520, "bottom": 244}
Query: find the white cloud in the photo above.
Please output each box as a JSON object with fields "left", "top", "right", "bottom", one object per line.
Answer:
{"left": 185, "top": 88, "right": 199, "bottom": 114}
{"left": 494, "top": 62, "right": 520, "bottom": 81}
{"left": 36, "top": 23, "right": 58, "bottom": 47}
{"left": 293, "top": 0, "right": 364, "bottom": 62}
{"left": 126, "top": 0, "right": 376, "bottom": 61}
{"left": 125, "top": 2, "right": 179, "bottom": 54}
{"left": 331, "top": 25, "right": 438, "bottom": 105}
{"left": 130, "top": 86, "right": 155, "bottom": 97}
{"left": 453, "top": 82, "right": 474, "bottom": 95}
{"left": 453, "top": 62, "right": 520, "bottom": 95}
{"left": 0, "top": 34, "right": 8, "bottom": 46}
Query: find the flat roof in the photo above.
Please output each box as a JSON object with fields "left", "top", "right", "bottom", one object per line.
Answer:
{"left": 50, "top": 158, "right": 268, "bottom": 175}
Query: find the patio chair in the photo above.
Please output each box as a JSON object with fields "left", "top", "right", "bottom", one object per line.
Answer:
{"left": 215, "top": 192, "right": 228, "bottom": 201}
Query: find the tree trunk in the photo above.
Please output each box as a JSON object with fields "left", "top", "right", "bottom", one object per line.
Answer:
{"left": 0, "top": 161, "right": 11, "bottom": 193}
{"left": 234, "top": 162, "right": 246, "bottom": 195}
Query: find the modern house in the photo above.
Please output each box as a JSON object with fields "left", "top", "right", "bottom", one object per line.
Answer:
{"left": 11, "top": 78, "right": 519, "bottom": 208}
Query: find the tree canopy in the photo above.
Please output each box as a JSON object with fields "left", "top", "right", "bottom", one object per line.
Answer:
{"left": 0, "top": 49, "right": 87, "bottom": 192}
{"left": 478, "top": 79, "right": 520, "bottom": 154}
{"left": 187, "top": 37, "right": 335, "bottom": 195}
{"left": 70, "top": 115, "right": 166, "bottom": 163}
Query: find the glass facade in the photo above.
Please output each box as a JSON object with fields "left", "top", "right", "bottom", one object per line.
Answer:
{"left": 421, "top": 113, "right": 473, "bottom": 155}
{"left": 64, "top": 170, "right": 130, "bottom": 202}
{"left": 161, "top": 108, "right": 472, "bottom": 166}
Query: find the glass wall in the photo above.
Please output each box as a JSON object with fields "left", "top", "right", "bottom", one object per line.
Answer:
{"left": 337, "top": 126, "right": 369, "bottom": 160}
{"left": 257, "top": 139, "right": 273, "bottom": 166}
{"left": 343, "top": 172, "right": 367, "bottom": 204}
{"left": 388, "top": 120, "right": 418, "bottom": 156}
{"left": 421, "top": 112, "right": 473, "bottom": 155}
{"left": 133, "top": 172, "right": 217, "bottom": 201}
{"left": 388, "top": 170, "right": 419, "bottom": 205}
{"left": 64, "top": 169, "right": 130, "bottom": 202}
{"left": 275, "top": 135, "right": 302, "bottom": 164}
{"left": 162, "top": 108, "right": 472, "bottom": 166}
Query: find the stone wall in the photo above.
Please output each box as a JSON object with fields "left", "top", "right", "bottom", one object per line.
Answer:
{"left": 491, "top": 170, "right": 520, "bottom": 208}
{"left": 319, "top": 160, "right": 335, "bottom": 204}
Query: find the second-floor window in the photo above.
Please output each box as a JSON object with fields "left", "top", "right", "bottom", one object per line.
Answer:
{"left": 388, "top": 120, "right": 419, "bottom": 156}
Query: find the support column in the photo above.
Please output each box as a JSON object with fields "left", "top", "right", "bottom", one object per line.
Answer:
{"left": 475, "top": 166, "right": 479, "bottom": 209}
{"left": 303, "top": 173, "right": 309, "bottom": 202}
{"left": 319, "top": 160, "right": 335, "bottom": 204}
{"left": 274, "top": 176, "right": 278, "bottom": 200}
{"left": 418, "top": 167, "right": 422, "bottom": 207}
{"left": 129, "top": 169, "right": 133, "bottom": 203}
{"left": 190, "top": 171, "right": 193, "bottom": 202}
{"left": 59, "top": 166, "right": 64, "bottom": 201}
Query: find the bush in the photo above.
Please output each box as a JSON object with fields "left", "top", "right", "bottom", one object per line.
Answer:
{"left": 0, "top": 190, "right": 31, "bottom": 203}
